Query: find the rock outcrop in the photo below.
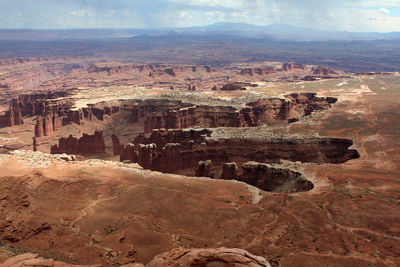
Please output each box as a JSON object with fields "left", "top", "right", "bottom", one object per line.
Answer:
{"left": 147, "top": 247, "right": 271, "bottom": 267}
{"left": 51, "top": 131, "right": 106, "bottom": 155}
{"left": 88, "top": 64, "right": 212, "bottom": 77}
{"left": 112, "top": 134, "right": 123, "bottom": 156}
{"left": 312, "top": 66, "right": 337, "bottom": 75}
{"left": 33, "top": 105, "right": 119, "bottom": 137}
{"left": 0, "top": 253, "right": 142, "bottom": 267}
{"left": 2, "top": 248, "right": 271, "bottom": 267}
{"left": 195, "top": 160, "right": 213, "bottom": 178}
{"left": 120, "top": 128, "right": 359, "bottom": 191}
{"left": 219, "top": 82, "right": 258, "bottom": 91}
{"left": 141, "top": 93, "right": 337, "bottom": 133}
{"left": 0, "top": 91, "right": 120, "bottom": 135}
{"left": 240, "top": 67, "right": 277, "bottom": 76}
{"left": 0, "top": 107, "right": 23, "bottom": 127}
{"left": 240, "top": 63, "right": 304, "bottom": 76}
{"left": 221, "top": 161, "right": 314, "bottom": 193}
{"left": 281, "top": 62, "right": 305, "bottom": 71}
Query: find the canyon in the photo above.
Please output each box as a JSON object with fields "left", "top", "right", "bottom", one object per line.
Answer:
{"left": 118, "top": 128, "right": 358, "bottom": 192}
{"left": 0, "top": 57, "right": 398, "bottom": 267}
{"left": 0, "top": 87, "right": 350, "bottom": 193}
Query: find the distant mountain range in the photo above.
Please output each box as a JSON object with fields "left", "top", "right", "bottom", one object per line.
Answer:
{"left": 0, "top": 22, "right": 399, "bottom": 41}
{"left": 175, "top": 22, "right": 400, "bottom": 41}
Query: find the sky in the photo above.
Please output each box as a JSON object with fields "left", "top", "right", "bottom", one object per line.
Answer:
{"left": 0, "top": 0, "right": 399, "bottom": 32}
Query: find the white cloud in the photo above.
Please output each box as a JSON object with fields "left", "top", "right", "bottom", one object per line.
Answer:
{"left": 70, "top": 10, "right": 86, "bottom": 17}
{"left": 1, "top": 0, "right": 400, "bottom": 32}
{"left": 379, "top": 7, "right": 390, "bottom": 14}
{"left": 329, "top": 7, "right": 400, "bottom": 32}
{"left": 362, "top": 0, "right": 400, "bottom": 7}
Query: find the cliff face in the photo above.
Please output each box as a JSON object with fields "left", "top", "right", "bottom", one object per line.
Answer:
{"left": 11, "top": 91, "right": 69, "bottom": 116}
{"left": 0, "top": 91, "right": 336, "bottom": 139}
{"left": 221, "top": 162, "right": 314, "bottom": 193}
{"left": 282, "top": 62, "right": 305, "bottom": 71}
{"left": 111, "top": 134, "right": 123, "bottom": 156}
{"left": 120, "top": 129, "right": 210, "bottom": 172}
{"left": 240, "top": 63, "right": 304, "bottom": 76}
{"left": 0, "top": 90, "right": 121, "bottom": 134}
{"left": 240, "top": 66, "right": 277, "bottom": 75}
{"left": 29, "top": 100, "right": 120, "bottom": 137}
{"left": 88, "top": 64, "right": 213, "bottom": 77}
{"left": 141, "top": 93, "right": 337, "bottom": 133}
{"left": 119, "top": 128, "right": 360, "bottom": 187}
{"left": 51, "top": 131, "right": 105, "bottom": 155}
{"left": 0, "top": 107, "right": 23, "bottom": 127}
{"left": 312, "top": 66, "right": 337, "bottom": 75}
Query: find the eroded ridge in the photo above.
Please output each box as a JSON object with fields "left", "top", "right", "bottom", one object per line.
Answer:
{"left": 0, "top": 92, "right": 336, "bottom": 134}
{"left": 117, "top": 128, "right": 359, "bottom": 192}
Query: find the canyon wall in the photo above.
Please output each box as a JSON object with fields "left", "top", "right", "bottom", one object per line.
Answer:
{"left": 117, "top": 128, "right": 355, "bottom": 192}
{"left": 0, "top": 107, "right": 23, "bottom": 127}
{"left": 142, "top": 93, "right": 337, "bottom": 133}
{"left": 119, "top": 128, "right": 360, "bottom": 176}
{"left": 0, "top": 90, "right": 120, "bottom": 136}
{"left": 240, "top": 63, "right": 304, "bottom": 76}
{"left": 88, "top": 64, "right": 213, "bottom": 77}
{"left": 220, "top": 161, "right": 314, "bottom": 193}
{"left": 51, "top": 131, "right": 105, "bottom": 155}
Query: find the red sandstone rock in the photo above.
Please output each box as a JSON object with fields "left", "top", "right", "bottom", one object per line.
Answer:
{"left": 120, "top": 128, "right": 359, "bottom": 182}
{"left": 88, "top": 64, "right": 212, "bottom": 78}
{"left": 2, "top": 248, "right": 269, "bottom": 267}
{"left": 221, "top": 82, "right": 246, "bottom": 91}
{"left": 240, "top": 67, "right": 277, "bottom": 76}
{"left": 0, "top": 107, "right": 24, "bottom": 128}
{"left": 32, "top": 137, "right": 37, "bottom": 152}
{"left": 147, "top": 247, "right": 271, "bottom": 267}
{"left": 312, "top": 66, "right": 337, "bottom": 75}
{"left": 142, "top": 94, "right": 337, "bottom": 132}
{"left": 157, "top": 143, "right": 182, "bottom": 172}
{"left": 51, "top": 131, "right": 106, "bottom": 155}
{"left": 111, "top": 134, "right": 123, "bottom": 156}
{"left": 221, "top": 162, "right": 239, "bottom": 180}
{"left": 282, "top": 62, "right": 305, "bottom": 71}
{"left": 195, "top": 160, "right": 213, "bottom": 178}
{"left": 120, "top": 143, "right": 138, "bottom": 162}
{"left": 136, "top": 143, "right": 157, "bottom": 169}
{"left": 35, "top": 112, "right": 64, "bottom": 137}
{"left": 239, "top": 162, "right": 313, "bottom": 192}
{"left": 35, "top": 116, "right": 44, "bottom": 137}
{"left": 43, "top": 114, "right": 53, "bottom": 136}
{"left": 5, "top": 91, "right": 121, "bottom": 136}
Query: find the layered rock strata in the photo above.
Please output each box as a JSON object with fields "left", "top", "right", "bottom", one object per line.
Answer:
{"left": 88, "top": 64, "right": 213, "bottom": 77}
{"left": 0, "top": 107, "right": 23, "bottom": 127}
{"left": 141, "top": 93, "right": 337, "bottom": 133}
{"left": 220, "top": 161, "right": 314, "bottom": 193}
{"left": 51, "top": 131, "right": 106, "bottom": 155}
{"left": 240, "top": 62, "right": 304, "bottom": 76}
{"left": 119, "top": 128, "right": 359, "bottom": 192}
